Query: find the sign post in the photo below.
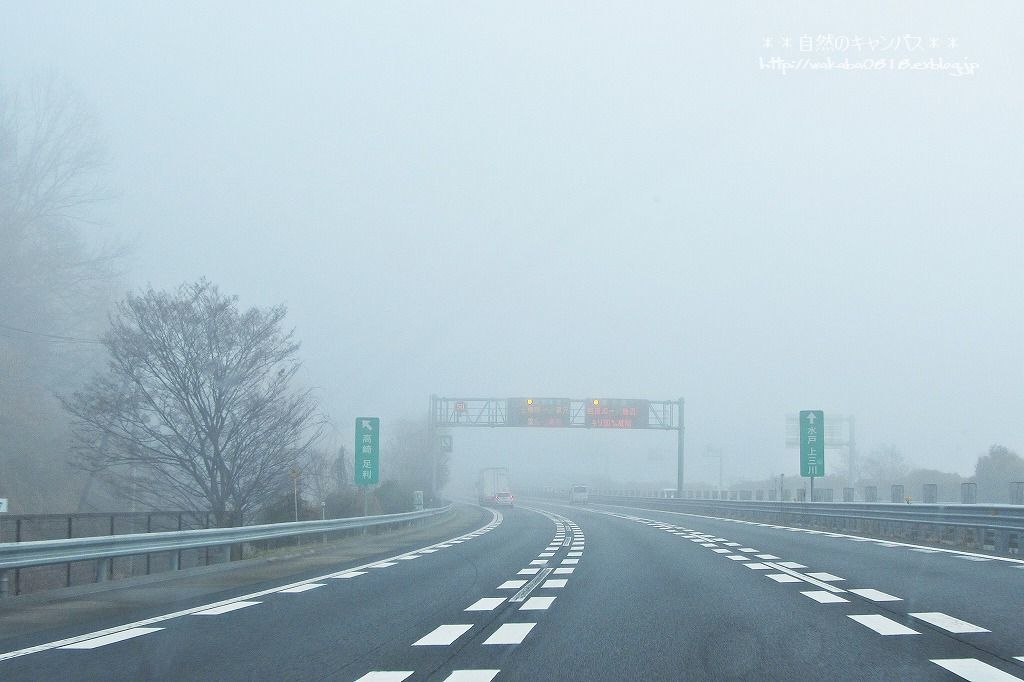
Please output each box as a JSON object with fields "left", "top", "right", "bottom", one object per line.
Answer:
{"left": 355, "top": 417, "right": 380, "bottom": 518}
{"left": 800, "top": 410, "right": 824, "bottom": 500}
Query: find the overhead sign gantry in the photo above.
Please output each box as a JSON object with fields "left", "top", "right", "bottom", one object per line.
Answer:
{"left": 429, "top": 396, "right": 686, "bottom": 493}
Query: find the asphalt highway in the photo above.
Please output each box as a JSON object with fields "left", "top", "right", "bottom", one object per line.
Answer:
{"left": 1, "top": 500, "right": 1022, "bottom": 681}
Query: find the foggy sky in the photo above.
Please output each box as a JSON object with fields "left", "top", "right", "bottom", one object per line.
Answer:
{"left": 3, "top": 2, "right": 1022, "bottom": 487}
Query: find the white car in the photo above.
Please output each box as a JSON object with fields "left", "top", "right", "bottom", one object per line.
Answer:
{"left": 569, "top": 484, "right": 589, "bottom": 504}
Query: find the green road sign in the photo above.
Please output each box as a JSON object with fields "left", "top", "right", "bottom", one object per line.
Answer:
{"left": 800, "top": 410, "right": 824, "bottom": 477}
{"left": 355, "top": 417, "right": 380, "bottom": 486}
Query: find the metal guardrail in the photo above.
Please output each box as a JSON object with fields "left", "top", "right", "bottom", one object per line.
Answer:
{"left": 0, "top": 505, "right": 453, "bottom": 596}
{"left": 592, "top": 495, "right": 1024, "bottom": 555}
{"left": 524, "top": 487, "right": 1024, "bottom": 556}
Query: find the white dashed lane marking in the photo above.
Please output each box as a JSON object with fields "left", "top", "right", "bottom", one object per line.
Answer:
{"left": 465, "top": 598, "right": 505, "bottom": 612}
{"left": 726, "top": 555, "right": 749, "bottom": 561}
{"left": 848, "top": 614, "right": 919, "bottom": 636}
{"left": 498, "top": 580, "right": 527, "bottom": 590}
{"left": 520, "top": 596, "right": 556, "bottom": 610}
{"left": 766, "top": 574, "right": 802, "bottom": 583}
{"left": 743, "top": 563, "right": 772, "bottom": 570}
{"left": 278, "top": 584, "right": 325, "bottom": 593}
{"left": 931, "top": 659, "right": 1022, "bottom": 681}
{"left": 354, "top": 672, "right": 413, "bottom": 682}
{"left": 805, "top": 572, "right": 844, "bottom": 582}
{"left": 910, "top": 612, "right": 990, "bottom": 634}
{"left": 483, "top": 623, "right": 535, "bottom": 645}
{"left": 848, "top": 589, "right": 901, "bottom": 602}
{"left": 711, "top": 548, "right": 731, "bottom": 554}
{"left": 60, "top": 627, "right": 164, "bottom": 649}
{"left": 756, "top": 554, "right": 780, "bottom": 560}
{"left": 560, "top": 558, "right": 579, "bottom": 565}
{"left": 331, "top": 571, "right": 366, "bottom": 579}
{"left": 443, "top": 671, "right": 501, "bottom": 682}
{"left": 542, "top": 579, "right": 567, "bottom": 588}
{"left": 801, "top": 591, "right": 849, "bottom": 604}
{"left": 777, "top": 562, "right": 807, "bottom": 569}
{"left": 412, "top": 624, "right": 473, "bottom": 646}
{"left": 517, "top": 568, "right": 540, "bottom": 576}
{"left": 553, "top": 567, "right": 575, "bottom": 575}
{"left": 192, "top": 601, "right": 261, "bottom": 615}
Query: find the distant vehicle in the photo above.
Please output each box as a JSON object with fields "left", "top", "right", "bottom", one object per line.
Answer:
{"left": 569, "top": 484, "right": 589, "bottom": 504}
{"left": 476, "top": 467, "right": 512, "bottom": 506}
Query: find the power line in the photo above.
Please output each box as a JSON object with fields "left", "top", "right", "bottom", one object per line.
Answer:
{"left": 0, "top": 322, "right": 104, "bottom": 345}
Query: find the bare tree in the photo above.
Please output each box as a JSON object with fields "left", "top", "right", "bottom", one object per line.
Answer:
{"left": 0, "top": 77, "right": 126, "bottom": 512}
{"left": 63, "top": 280, "right": 324, "bottom": 525}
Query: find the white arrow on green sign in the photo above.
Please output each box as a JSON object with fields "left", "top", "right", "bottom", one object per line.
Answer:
{"left": 355, "top": 417, "right": 380, "bottom": 486}
{"left": 800, "top": 410, "right": 824, "bottom": 477}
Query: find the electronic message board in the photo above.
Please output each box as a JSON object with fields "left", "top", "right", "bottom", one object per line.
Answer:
{"left": 506, "top": 398, "right": 571, "bottom": 427}
{"left": 585, "top": 399, "right": 650, "bottom": 428}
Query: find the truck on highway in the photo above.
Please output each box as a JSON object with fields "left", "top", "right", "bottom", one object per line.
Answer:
{"left": 569, "top": 484, "right": 589, "bottom": 504}
{"left": 476, "top": 467, "right": 513, "bottom": 507}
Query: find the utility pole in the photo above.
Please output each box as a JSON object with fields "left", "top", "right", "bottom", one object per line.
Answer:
{"left": 289, "top": 468, "right": 300, "bottom": 522}
{"left": 675, "top": 398, "right": 685, "bottom": 498}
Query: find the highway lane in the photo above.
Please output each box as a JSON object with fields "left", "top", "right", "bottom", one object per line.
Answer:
{"left": 541, "top": 499, "right": 1024, "bottom": 681}
{"left": 2, "top": 499, "right": 1023, "bottom": 680}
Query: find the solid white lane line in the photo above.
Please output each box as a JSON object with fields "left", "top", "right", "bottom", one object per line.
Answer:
{"left": 1015, "top": 657, "right": 1024, "bottom": 663}
{"left": 192, "top": 601, "right": 261, "bottom": 615}
{"left": 278, "top": 584, "right": 325, "bottom": 593}
{"left": 801, "top": 591, "right": 849, "bottom": 604}
{"left": 499, "top": 580, "right": 528, "bottom": 589}
{"left": 413, "top": 624, "right": 473, "bottom": 646}
{"left": 419, "top": 549, "right": 439, "bottom": 553}
{"left": 766, "top": 574, "right": 802, "bottom": 583}
{"left": 955, "top": 556, "right": 993, "bottom": 562}
{"left": 931, "top": 659, "right": 1022, "bottom": 681}
{"left": 443, "top": 671, "right": 501, "bottom": 682}
{"left": 396, "top": 556, "right": 420, "bottom": 560}
{"left": 743, "top": 563, "right": 772, "bottom": 570}
{"left": 805, "top": 572, "right": 844, "bottom": 582}
{"left": 483, "top": 623, "right": 535, "bottom": 645}
{"left": 910, "top": 548, "right": 942, "bottom": 553}
{"left": 330, "top": 571, "right": 366, "bottom": 579}
{"left": 542, "top": 579, "right": 567, "bottom": 588}
{"left": 60, "top": 628, "right": 164, "bottom": 649}
{"left": 848, "top": 614, "right": 919, "bottom": 636}
{"left": 465, "top": 598, "right": 506, "bottom": 612}
{"left": 370, "top": 562, "right": 398, "bottom": 568}
{"left": 553, "top": 567, "right": 575, "bottom": 574}
{"left": 520, "top": 596, "right": 555, "bottom": 610}
{"left": 910, "top": 612, "right": 990, "bottom": 634}
{"left": 354, "top": 673, "right": 414, "bottom": 682}
{"left": 848, "top": 589, "right": 902, "bottom": 602}
{"left": 777, "top": 562, "right": 807, "bottom": 569}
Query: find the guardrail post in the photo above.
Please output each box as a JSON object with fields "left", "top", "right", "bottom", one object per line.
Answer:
{"left": 176, "top": 512, "right": 183, "bottom": 570}
{"left": 95, "top": 557, "right": 111, "bottom": 583}
{"left": 66, "top": 516, "right": 73, "bottom": 587}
